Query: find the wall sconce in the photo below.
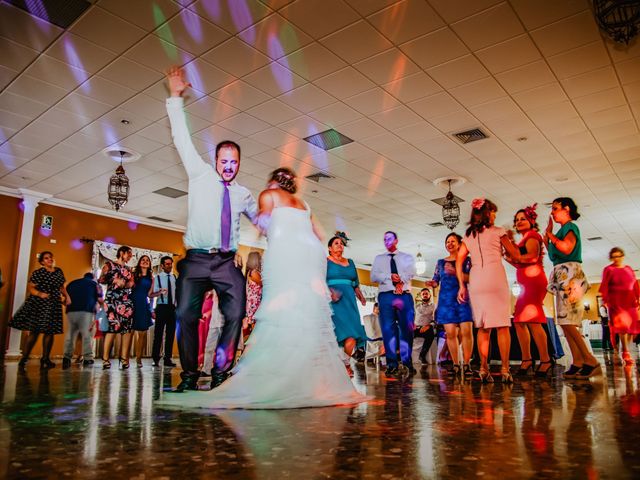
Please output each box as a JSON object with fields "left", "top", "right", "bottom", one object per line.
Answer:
{"left": 583, "top": 302, "right": 591, "bottom": 312}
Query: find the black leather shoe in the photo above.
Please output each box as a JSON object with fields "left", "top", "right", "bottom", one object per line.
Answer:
{"left": 384, "top": 367, "right": 399, "bottom": 378}
{"left": 173, "top": 377, "right": 199, "bottom": 392}
{"left": 211, "top": 371, "right": 231, "bottom": 389}
{"left": 164, "top": 360, "right": 177, "bottom": 367}
{"left": 152, "top": 360, "right": 160, "bottom": 367}
{"left": 83, "top": 359, "right": 94, "bottom": 366}
{"left": 62, "top": 358, "right": 71, "bottom": 369}
{"left": 404, "top": 364, "right": 417, "bottom": 375}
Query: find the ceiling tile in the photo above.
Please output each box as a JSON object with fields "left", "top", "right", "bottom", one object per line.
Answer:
{"left": 428, "top": 110, "right": 479, "bottom": 134}
{"left": 238, "top": 14, "right": 313, "bottom": 59}
{"left": 278, "top": 115, "right": 329, "bottom": 139}
{"left": 278, "top": 42, "right": 348, "bottom": 82}
{"left": 154, "top": 8, "right": 229, "bottom": 55}
{"left": 249, "top": 127, "right": 298, "bottom": 148}
{"left": 476, "top": 34, "right": 541, "bottom": 74}
{"left": 530, "top": 10, "right": 600, "bottom": 57}
{"left": 513, "top": 83, "right": 568, "bottom": 110}
{"left": 183, "top": 58, "right": 236, "bottom": 94}
{"left": 583, "top": 105, "right": 633, "bottom": 130}
{"left": 22, "top": 55, "right": 90, "bottom": 90}
{"left": 188, "top": 0, "right": 273, "bottom": 34}
{"left": 560, "top": 66, "right": 619, "bottom": 98}
{"left": 202, "top": 37, "right": 270, "bottom": 78}
{"left": 427, "top": 0, "right": 503, "bottom": 23}
{"left": 0, "top": 65, "right": 16, "bottom": 91}
{"left": 368, "top": 0, "right": 445, "bottom": 44}
{"left": 399, "top": 27, "right": 468, "bottom": 70}
{"left": 278, "top": 83, "right": 336, "bottom": 113}
{"left": 451, "top": 2, "right": 524, "bottom": 51}
{"left": 120, "top": 93, "right": 169, "bottom": 122}
{"left": 184, "top": 95, "right": 239, "bottom": 122}
{"left": 495, "top": 60, "right": 556, "bottom": 94}
{"left": 616, "top": 57, "right": 640, "bottom": 85}
{"left": 243, "top": 62, "right": 306, "bottom": 96}
{"left": 0, "top": 108, "right": 31, "bottom": 131}
{"left": 338, "top": 117, "right": 388, "bottom": 140}
{"left": 407, "top": 91, "right": 462, "bottom": 120}
{"left": 6, "top": 74, "right": 68, "bottom": 106}
{"left": 307, "top": 102, "right": 362, "bottom": 127}
{"left": 247, "top": 98, "right": 301, "bottom": 125}
{"left": 370, "top": 105, "right": 422, "bottom": 130}
{"left": 449, "top": 77, "right": 507, "bottom": 108}
{"left": 99, "top": 0, "right": 182, "bottom": 31}
{"left": 218, "top": 112, "right": 269, "bottom": 136}
{"left": 344, "top": 0, "right": 399, "bottom": 16}
{"left": 343, "top": 87, "right": 401, "bottom": 115}
{"left": 382, "top": 72, "right": 442, "bottom": 103}
{"left": 124, "top": 35, "right": 195, "bottom": 73}
{"left": 0, "top": 2, "right": 63, "bottom": 51}
{"left": 279, "top": 0, "right": 359, "bottom": 39}
{"left": 427, "top": 55, "right": 490, "bottom": 89}
{"left": 79, "top": 76, "right": 137, "bottom": 107}
{"left": 321, "top": 20, "right": 394, "bottom": 64}
{"left": 547, "top": 41, "right": 611, "bottom": 80}
{"left": 211, "top": 80, "right": 271, "bottom": 110}
{"left": 393, "top": 121, "right": 441, "bottom": 143}
{"left": 56, "top": 92, "right": 114, "bottom": 120}
{"left": 47, "top": 32, "right": 118, "bottom": 75}
{"left": 510, "top": 0, "right": 588, "bottom": 30}
{"left": 70, "top": 6, "right": 146, "bottom": 54}
{"left": 353, "top": 48, "right": 420, "bottom": 85}
{"left": 0, "top": 36, "right": 40, "bottom": 72}
{"left": 99, "top": 57, "right": 163, "bottom": 91}
{"left": 314, "top": 67, "right": 376, "bottom": 100}
{"left": 573, "top": 87, "right": 627, "bottom": 116}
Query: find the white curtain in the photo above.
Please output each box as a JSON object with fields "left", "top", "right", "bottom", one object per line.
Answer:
{"left": 91, "top": 240, "right": 174, "bottom": 272}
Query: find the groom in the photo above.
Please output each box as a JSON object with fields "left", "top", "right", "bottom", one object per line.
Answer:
{"left": 165, "top": 66, "right": 258, "bottom": 392}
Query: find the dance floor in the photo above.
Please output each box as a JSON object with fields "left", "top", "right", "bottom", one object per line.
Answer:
{"left": 1, "top": 354, "right": 639, "bottom": 479}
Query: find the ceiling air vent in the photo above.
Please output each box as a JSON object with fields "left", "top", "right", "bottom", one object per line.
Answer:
{"left": 428, "top": 222, "right": 445, "bottom": 227}
{"left": 147, "top": 216, "right": 172, "bottom": 223}
{"left": 453, "top": 128, "right": 488, "bottom": 144}
{"left": 303, "top": 129, "right": 353, "bottom": 151}
{"left": 6, "top": 0, "right": 94, "bottom": 29}
{"left": 153, "top": 187, "right": 188, "bottom": 198}
{"left": 587, "top": 236, "right": 603, "bottom": 241}
{"left": 305, "top": 171, "right": 334, "bottom": 183}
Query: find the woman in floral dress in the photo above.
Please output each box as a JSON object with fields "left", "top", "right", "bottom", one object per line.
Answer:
{"left": 99, "top": 245, "right": 134, "bottom": 369}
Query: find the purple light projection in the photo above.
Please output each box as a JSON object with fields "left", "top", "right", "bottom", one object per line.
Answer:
{"left": 104, "top": 236, "right": 116, "bottom": 244}
{"left": 200, "top": 0, "right": 222, "bottom": 22}
{"left": 183, "top": 61, "right": 205, "bottom": 94}
{"left": 267, "top": 34, "right": 293, "bottom": 92}
{"left": 230, "top": 0, "right": 254, "bottom": 41}
{"left": 63, "top": 37, "right": 91, "bottom": 94}
{"left": 128, "top": 221, "right": 139, "bottom": 231}
{"left": 70, "top": 239, "right": 84, "bottom": 250}
{"left": 181, "top": 9, "right": 203, "bottom": 43}
{"left": 0, "top": 129, "right": 16, "bottom": 169}
{"left": 39, "top": 227, "right": 52, "bottom": 237}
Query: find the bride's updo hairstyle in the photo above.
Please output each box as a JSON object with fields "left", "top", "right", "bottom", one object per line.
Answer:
{"left": 269, "top": 167, "right": 297, "bottom": 194}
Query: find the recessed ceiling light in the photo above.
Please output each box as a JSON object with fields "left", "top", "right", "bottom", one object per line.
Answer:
{"left": 517, "top": 137, "right": 528, "bottom": 142}
{"left": 121, "top": 119, "right": 131, "bottom": 125}
{"left": 555, "top": 176, "right": 569, "bottom": 182}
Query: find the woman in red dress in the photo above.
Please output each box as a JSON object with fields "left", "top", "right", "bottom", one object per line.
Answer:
{"left": 599, "top": 247, "right": 640, "bottom": 365}
{"left": 507, "top": 205, "right": 552, "bottom": 377}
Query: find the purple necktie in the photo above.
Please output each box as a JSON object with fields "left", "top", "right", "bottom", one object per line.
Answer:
{"left": 221, "top": 181, "right": 231, "bottom": 251}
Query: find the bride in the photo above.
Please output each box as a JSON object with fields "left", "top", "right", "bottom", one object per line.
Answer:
{"left": 159, "top": 167, "right": 367, "bottom": 409}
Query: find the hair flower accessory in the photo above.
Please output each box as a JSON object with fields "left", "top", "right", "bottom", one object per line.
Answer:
{"left": 335, "top": 231, "right": 350, "bottom": 246}
{"left": 523, "top": 203, "right": 538, "bottom": 223}
{"left": 471, "top": 198, "right": 485, "bottom": 210}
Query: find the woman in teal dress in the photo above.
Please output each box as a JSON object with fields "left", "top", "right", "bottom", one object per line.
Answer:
{"left": 326, "top": 233, "right": 367, "bottom": 368}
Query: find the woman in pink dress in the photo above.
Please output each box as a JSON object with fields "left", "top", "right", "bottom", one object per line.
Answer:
{"left": 456, "top": 198, "right": 524, "bottom": 383}
{"left": 599, "top": 247, "right": 640, "bottom": 365}
{"left": 506, "top": 205, "right": 552, "bottom": 378}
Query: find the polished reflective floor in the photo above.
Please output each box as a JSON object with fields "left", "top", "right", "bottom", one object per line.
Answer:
{"left": 1, "top": 353, "right": 640, "bottom": 479}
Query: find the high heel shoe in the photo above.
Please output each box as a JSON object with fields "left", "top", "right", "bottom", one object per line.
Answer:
{"left": 515, "top": 359, "right": 534, "bottom": 377}
{"left": 136, "top": 360, "right": 143, "bottom": 368}
{"left": 449, "top": 364, "right": 461, "bottom": 378}
{"left": 535, "top": 360, "right": 553, "bottom": 378}
{"left": 18, "top": 357, "right": 28, "bottom": 370}
{"left": 478, "top": 369, "right": 494, "bottom": 383}
{"left": 120, "top": 358, "right": 130, "bottom": 370}
{"left": 40, "top": 358, "right": 55, "bottom": 370}
{"left": 102, "top": 360, "right": 111, "bottom": 370}
{"left": 622, "top": 351, "right": 635, "bottom": 366}
{"left": 463, "top": 364, "right": 473, "bottom": 379}
{"left": 575, "top": 363, "right": 602, "bottom": 379}
{"left": 501, "top": 369, "right": 513, "bottom": 384}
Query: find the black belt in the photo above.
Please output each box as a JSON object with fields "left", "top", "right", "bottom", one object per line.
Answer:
{"left": 187, "top": 248, "right": 233, "bottom": 255}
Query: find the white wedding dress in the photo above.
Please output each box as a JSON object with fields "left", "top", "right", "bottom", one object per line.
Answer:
{"left": 158, "top": 205, "right": 367, "bottom": 409}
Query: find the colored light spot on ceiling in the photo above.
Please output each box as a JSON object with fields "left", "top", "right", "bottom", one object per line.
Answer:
{"left": 70, "top": 239, "right": 84, "bottom": 250}
{"left": 128, "top": 221, "right": 139, "bottom": 231}
{"left": 153, "top": 4, "right": 178, "bottom": 61}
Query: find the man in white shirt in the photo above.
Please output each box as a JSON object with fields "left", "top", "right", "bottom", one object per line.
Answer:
{"left": 414, "top": 288, "right": 436, "bottom": 365}
{"left": 152, "top": 256, "right": 177, "bottom": 367}
{"left": 166, "top": 66, "right": 258, "bottom": 392}
{"left": 371, "top": 231, "right": 416, "bottom": 377}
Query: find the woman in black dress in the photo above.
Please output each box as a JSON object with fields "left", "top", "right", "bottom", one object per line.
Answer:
{"left": 99, "top": 246, "right": 135, "bottom": 369}
{"left": 11, "top": 251, "right": 70, "bottom": 369}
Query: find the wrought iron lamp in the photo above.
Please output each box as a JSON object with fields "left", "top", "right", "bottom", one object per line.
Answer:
{"left": 593, "top": 0, "right": 640, "bottom": 45}
{"left": 107, "top": 151, "right": 130, "bottom": 211}
{"left": 442, "top": 180, "right": 460, "bottom": 231}
{"left": 415, "top": 247, "right": 426, "bottom": 275}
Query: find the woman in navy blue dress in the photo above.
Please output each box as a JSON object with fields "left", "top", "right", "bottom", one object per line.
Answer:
{"left": 427, "top": 233, "right": 474, "bottom": 378}
{"left": 131, "top": 255, "right": 155, "bottom": 368}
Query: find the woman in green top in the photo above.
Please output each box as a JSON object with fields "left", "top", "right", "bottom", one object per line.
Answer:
{"left": 545, "top": 197, "right": 600, "bottom": 379}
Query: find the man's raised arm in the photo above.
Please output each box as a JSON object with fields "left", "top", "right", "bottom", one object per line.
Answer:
{"left": 165, "top": 66, "right": 208, "bottom": 178}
